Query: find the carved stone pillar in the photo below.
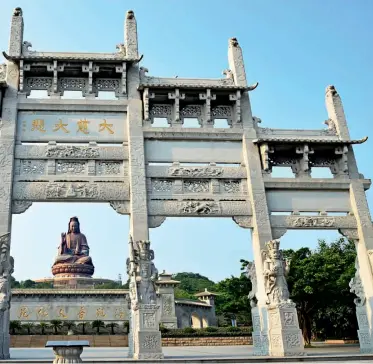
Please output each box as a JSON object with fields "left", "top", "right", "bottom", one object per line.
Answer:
{"left": 243, "top": 133, "right": 304, "bottom": 356}
{"left": 156, "top": 271, "right": 179, "bottom": 328}
{"left": 126, "top": 59, "right": 163, "bottom": 359}
{"left": 348, "top": 181, "right": 373, "bottom": 353}
{"left": 325, "top": 85, "right": 350, "bottom": 140}
{"left": 242, "top": 134, "right": 272, "bottom": 355}
{"left": 0, "top": 9, "right": 21, "bottom": 359}
{"left": 8, "top": 8, "right": 23, "bottom": 57}
{"left": 124, "top": 10, "right": 138, "bottom": 59}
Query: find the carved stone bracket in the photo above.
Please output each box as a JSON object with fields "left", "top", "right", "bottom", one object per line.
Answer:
{"left": 271, "top": 228, "right": 287, "bottom": 239}
{"left": 11, "top": 200, "right": 32, "bottom": 214}
{"left": 339, "top": 228, "right": 359, "bottom": 241}
{"left": 110, "top": 201, "right": 130, "bottom": 215}
{"left": 148, "top": 216, "right": 166, "bottom": 228}
{"left": 232, "top": 216, "right": 252, "bottom": 229}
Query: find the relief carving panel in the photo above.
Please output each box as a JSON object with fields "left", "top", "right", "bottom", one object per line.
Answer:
{"left": 148, "top": 200, "right": 250, "bottom": 216}
{"left": 96, "top": 161, "right": 122, "bottom": 175}
{"left": 13, "top": 182, "right": 129, "bottom": 201}
{"left": 15, "top": 145, "right": 127, "bottom": 160}
{"left": 183, "top": 180, "right": 210, "bottom": 193}
{"left": 56, "top": 161, "right": 86, "bottom": 175}
{"left": 20, "top": 160, "right": 46, "bottom": 175}
{"left": 222, "top": 180, "right": 241, "bottom": 193}
{"left": 152, "top": 180, "right": 172, "bottom": 192}
{"left": 168, "top": 166, "right": 223, "bottom": 178}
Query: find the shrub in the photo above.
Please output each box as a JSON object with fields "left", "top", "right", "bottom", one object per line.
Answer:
{"left": 226, "top": 326, "right": 240, "bottom": 332}
{"left": 159, "top": 324, "right": 169, "bottom": 334}
{"left": 161, "top": 326, "right": 252, "bottom": 338}
{"left": 182, "top": 327, "right": 196, "bottom": 334}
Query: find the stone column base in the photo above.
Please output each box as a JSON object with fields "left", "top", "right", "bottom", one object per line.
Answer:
{"left": 252, "top": 332, "right": 269, "bottom": 356}
{"left": 52, "top": 346, "right": 83, "bottom": 363}
{"left": 356, "top": 306, "right": 373, "bottom": 353}
{"left": 268, "top": 304, "right": 305, "bottom": 356}
{"left": 133, "top": 331, "right": 164, "bottom": 360}
{"left": 131, "top": 304, "right": 164, "bottom": 359}
{"left": 251, "top": 306, "right": 269, "bottom": 356}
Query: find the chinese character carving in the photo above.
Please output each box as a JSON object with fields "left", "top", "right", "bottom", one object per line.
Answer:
{"left": 114, "top": 308, "right": 126, "bottom": 319}
{"left": 96, "top": 307, "right": 106, "bottom": 318}
{"left": 37, "top": 307, "right": 49, "bottom": 319}
{"left": 58, "top": 308, "right": 68, "bottom": 319}
{"left": 77, "top": 306, "right": 86, "bottom": 320}
{"left": 99, "top": 119, "right": 114, "bottom": 134}
{"left": 17, "top": 306, "right": 30, "bottom": 319}
{"left": 77, "top": 119, "right": 90, "bottom": 134}
{"left": 31, "top": 119, "right": 46, "bottom": 133}
{"left": 53, "top": 119, "right": 70, "bottom": 133}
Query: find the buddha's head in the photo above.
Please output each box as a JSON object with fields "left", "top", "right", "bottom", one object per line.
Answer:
{"left": 68, "top": 217, "right": 81, "bottom": 234}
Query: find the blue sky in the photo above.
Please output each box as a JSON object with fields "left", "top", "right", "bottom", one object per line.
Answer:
{"left": 1, "top": 1, "right": 372, "bottom": 283}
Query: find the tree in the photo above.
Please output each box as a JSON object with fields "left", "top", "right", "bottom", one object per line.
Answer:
{"left": 106, "top": 322, "right": 119, "bottom": 335}
{"left": 172, "top": 273, "right": 215, "bottom": 294}
{"left": 22, "top": 323, "right": 34, "bottom": 335}
{"left": 50, "top": 320, "right": 63, "bottom": 335}
{"left": 284, "top": 237, "right": 357, "bottom": 345}
{"left": 37, "top": 322, "right": 49, "bottom": 335}
{"left": 77, "top": 322, "right": 90, "bottom": 335}
{"left": 20, "top": 280, "right": 36, "bottom": 288}
{"left": 9, "top": 321, "right": 22, "bottom": 335}
{"left": 92, "top": 320, "right": 105, "bottom": 334}
{"left": 63, "top": 321, "right": 76, "bottom": 333}
{"left": 94, "top": 282, "right": 127, "bottom": 289}
{"left": 214, "top": 274, "right": 251, "bottom": 326}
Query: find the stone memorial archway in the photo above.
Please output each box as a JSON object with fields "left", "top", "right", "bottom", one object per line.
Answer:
{"left": 0, "top": 6, "right": 372, "bottom": 360}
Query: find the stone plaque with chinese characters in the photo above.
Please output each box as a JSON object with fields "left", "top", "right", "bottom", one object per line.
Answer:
{"left": 17, "top": 112, "right": 127, "bottom": 143}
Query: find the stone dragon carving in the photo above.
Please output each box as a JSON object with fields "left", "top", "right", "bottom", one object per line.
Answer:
{"left": 246, "top": 261, "right": 257, "bottom": 307}
{"left": 0, "top": 233, "right": 14, "bottom": 311}
{"left": 349, "top": 257, "right": 365, "bottom": 307}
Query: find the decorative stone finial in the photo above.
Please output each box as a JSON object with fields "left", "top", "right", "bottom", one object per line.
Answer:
{"left": 326, "top": 85, "right": 338, "bottom": 96}
{"left": 126, "top": 10, "right": 135, "bottom": 19}
{"left": 13, "top": 7, "right": 22, "bottom": 16}
{"left": 229, "top": 37, "right": 239, "bottom": 47}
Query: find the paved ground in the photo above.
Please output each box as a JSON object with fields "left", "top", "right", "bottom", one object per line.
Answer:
{"left": 1, "top": 344, "right": 372, "bottom": 363}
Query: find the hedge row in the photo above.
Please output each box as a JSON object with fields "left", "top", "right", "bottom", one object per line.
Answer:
{"left": 160, "top": 326, "right": 252, "bottom": 338}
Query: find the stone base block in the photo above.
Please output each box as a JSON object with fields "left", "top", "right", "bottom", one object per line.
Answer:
{"left": 268, "top": 305, "right": 305, "bottom": 356}
{"left": 252, "top": 332, "right": 269, "bottom": 356}
{"left": 358, "top": 330, "right": 373, "bottom": 353}
{"left": 132, "top": 331, "right": 164, "bottom": 359}
{"left": 269, "top": 329, "right": 305, "bottom": 356}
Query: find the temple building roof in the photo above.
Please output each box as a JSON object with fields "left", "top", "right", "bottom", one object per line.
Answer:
{"left": 194, "top": 288, "right": 219, "bottom": 297}
{"left": 253, "top": 136, "right": 368, "bottom": 145}
{"left": 2, "top": 50, "right": 141, "bottom": 63}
